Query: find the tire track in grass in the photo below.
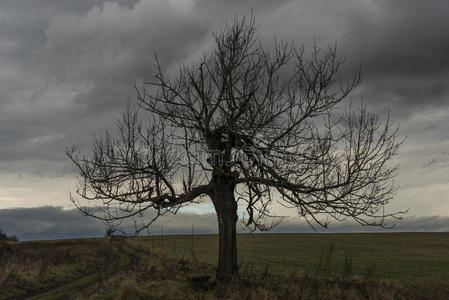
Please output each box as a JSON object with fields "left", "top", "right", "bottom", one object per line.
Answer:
{"left": 12, "top": 240, "right": 137, "bottom": 300}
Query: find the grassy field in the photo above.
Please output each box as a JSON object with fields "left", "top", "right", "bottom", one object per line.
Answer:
{"left": 131, "top": 232, "right": 449, "bottom": 287}
{"left": 1, "top": 233, "right": 449, "bottom": 299}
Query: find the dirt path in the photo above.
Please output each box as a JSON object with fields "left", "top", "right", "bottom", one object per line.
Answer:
{"left": 12, "top": 240, "right": 137, "bottom": 300}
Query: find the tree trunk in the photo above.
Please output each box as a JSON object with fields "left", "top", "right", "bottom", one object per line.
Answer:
{"left": 210, "top": 178, "right": 238, "bottom": 281}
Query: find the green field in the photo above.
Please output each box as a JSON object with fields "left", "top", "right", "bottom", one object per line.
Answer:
{"left": 1, "top": 233, "right": 449, "bottom": 299}
{"left": 132, "top": 232, "right": 449, "bottom": 287}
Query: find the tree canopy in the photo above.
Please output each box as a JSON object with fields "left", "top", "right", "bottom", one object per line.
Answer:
{"left": 67, "top": 16, "right": 403, "bottom": 280}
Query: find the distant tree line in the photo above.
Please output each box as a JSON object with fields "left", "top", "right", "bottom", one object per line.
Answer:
{"left": 0, "top": 229, "right": 18, "bottom": 242}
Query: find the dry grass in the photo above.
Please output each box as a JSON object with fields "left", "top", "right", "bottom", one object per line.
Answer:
{"left": 2, "top": 236, "right": 449, "bottom": 299}
{"left": 84, "top": 240, "right": 446, "bottom": 300}
{"left": 0, "top": 239, "right": 115, "bottom": 299}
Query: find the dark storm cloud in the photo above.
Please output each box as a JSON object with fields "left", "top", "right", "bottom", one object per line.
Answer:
{"left": 1, "top": 0, "right": 288, "bottom": 177}
{"left": 339, "top": 1, "right": 449, "bottom": 115}
{"left": 340, "top": 1, "right": 449, "bottom": 75}
{"left": 250, "top": 0, "right": 449, "bottom": 115}
{"left": 1, "top": 206, "right": 447, "bottom": 241}
{"left": 271, "top": 215, "right": 449, "bottom": 233}
{"left": 0, "top": 0, "right": 449, "bottom": 215}
{"left": 0, "top": 206, "right": 105, "bottom": 240}
{"left": 0, "top": 206, "right": 219, "bottom": 240}
{"left": 0, "top": 0, "right": 139, "bottom": 174}
{"left": 2, "top": 0, "right": 449, "bottom": 172}
{"left": 0, "top": 0, "right": 138, "bottom": 67}
{"left": 0, "top": 0, "right": 208, "bottom": 175}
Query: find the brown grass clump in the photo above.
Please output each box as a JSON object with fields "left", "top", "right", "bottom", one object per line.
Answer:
{"left": 116, "top": 274, "right": 152, "bottom": 300}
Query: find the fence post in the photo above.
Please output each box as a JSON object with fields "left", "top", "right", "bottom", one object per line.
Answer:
{"left": 173, "top": 235, "right": 176, "bottom": 255}
{"left": 161, "top": 227, "right": 164, "bottom": 253}
{"left": 191, "top": 224, "right": 194, "bottom": 256}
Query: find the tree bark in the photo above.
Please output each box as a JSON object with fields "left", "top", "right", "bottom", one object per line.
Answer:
{"left": 210, "top": 177, "right": 238, "bottom": 281}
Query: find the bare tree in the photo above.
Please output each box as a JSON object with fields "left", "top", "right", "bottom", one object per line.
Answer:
{"left": 67, "top": 17, "right": 403, "bottom": 281}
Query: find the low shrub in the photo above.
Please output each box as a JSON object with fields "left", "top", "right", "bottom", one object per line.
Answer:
{"left": 0, "top": 229, "right": 18, "bottom": 242}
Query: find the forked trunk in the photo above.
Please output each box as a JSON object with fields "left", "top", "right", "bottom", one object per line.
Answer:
{"left": 210, "top": 180, "right": 238, "bottom": 281}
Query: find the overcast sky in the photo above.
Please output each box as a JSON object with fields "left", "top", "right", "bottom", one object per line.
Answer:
{"left": 1, "top": 0, "right": 449, "bottom": 238}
